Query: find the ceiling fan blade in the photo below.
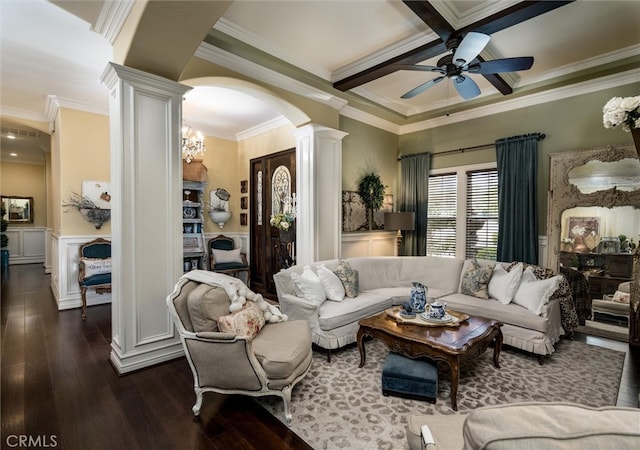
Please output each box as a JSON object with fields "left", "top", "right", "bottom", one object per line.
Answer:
{"left": 468, "top": 57, "right": 534, "bottom": 74}
{"left": 453, "top": 32, "right": 490, "bottom": 67}
{"left": 401, "top": 76, "right": 444, "bottom": 99}
{"left": 394, "top": 64, "right": 444, "bottom": 73}
{"left": 453, "top": 75, "right": 481, "bottom": 100}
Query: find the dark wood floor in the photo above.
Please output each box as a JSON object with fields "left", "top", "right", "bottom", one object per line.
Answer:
{"left": 1, "top": 264, "right": 311, "bottom": 450}
{"left": 2, "top": 265, "right": 638, "bottom": 450}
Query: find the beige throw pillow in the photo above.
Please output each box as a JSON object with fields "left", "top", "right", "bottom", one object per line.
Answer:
{"left": 212, "top": 248, "right": 243, "bottom": 264}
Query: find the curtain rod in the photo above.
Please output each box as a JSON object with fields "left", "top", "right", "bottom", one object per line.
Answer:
{"left": 398, "top": 133, "right": 545, "bottom": 160}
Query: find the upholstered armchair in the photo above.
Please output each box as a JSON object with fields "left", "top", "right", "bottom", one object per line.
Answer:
{"left": 78, "top": 238, "right": 112, "bottom": 320}
{"left": 208, "top": 235, "right": 250, "bottom": 284}
{"left": 166, "top": 276, "right": 312, "bottom": 425}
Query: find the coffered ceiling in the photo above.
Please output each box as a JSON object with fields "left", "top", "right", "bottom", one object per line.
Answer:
{"left": 1, "top": 0, "right": 639, "bottom": 164}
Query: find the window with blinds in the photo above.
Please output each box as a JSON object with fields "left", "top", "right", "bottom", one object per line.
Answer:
{"left": 426, "top": 173, "right": 457, "bottom": 257}
{"left": 466, "top": 169, "right": 499, "bottom": 260}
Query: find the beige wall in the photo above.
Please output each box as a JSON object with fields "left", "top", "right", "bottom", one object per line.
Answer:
{"left": 235, "top": 122, "right": 297, "bottom": 231}
{"left": 1, "top": 161, "right": 47, "bottom": 227}
{"left": 197, "top": 135, "right": 240, "bottom": 233}
{"left": 58, "top": 108, "right": 111, "bottom": 235}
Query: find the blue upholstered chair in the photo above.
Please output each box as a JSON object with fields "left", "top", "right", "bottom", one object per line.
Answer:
{"left": 208, "top": 235, "right": 250, "bottom": 284}
{"left": 78, "top": 238, "right": 111, "bottom": 320}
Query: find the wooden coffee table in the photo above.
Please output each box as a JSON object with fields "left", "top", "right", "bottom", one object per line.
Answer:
{"left": 357, "top": 310, "right": 503, "bottom": 410}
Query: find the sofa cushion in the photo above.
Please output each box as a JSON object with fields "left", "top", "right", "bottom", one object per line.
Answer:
{"left": 186, "top": 283, "right": 231, "bottom": 332}
{"left": 290, "top": 265, "right": 326, "bottom": 306}
{"left": 460, "top": 260, "right": 494, "bottom": 299}
{"left": 462, "top": 402, "right": 640, "bottom": 450}
{"left": 334, "top": 259, "right": 359, "bottom": 297}
{"left": 442, "top": 293, "right": 551, "bottom": 333}
{"left": 318, "top": 291, "right": 393, "bottom": 330}
{"left": 488, "top": 262, "right": 523, "bottom": 305}
{"left": 317, "top": 264, "right": 345, "bottom": 302}
{"left": 252, "top": 319, "right": 312, "bottom": 379}
{"left": 513, "top": 267, "right": 561, "bottom": 315}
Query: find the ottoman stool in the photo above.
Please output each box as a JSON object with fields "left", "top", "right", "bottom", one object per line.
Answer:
{"left": 382, "top": 352, "right": 438, "bottom": 403}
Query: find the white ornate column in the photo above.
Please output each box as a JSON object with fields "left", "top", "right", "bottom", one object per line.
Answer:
{"left": 294, "top": 124, "right": 347, "bottom": 264}
{"left": 101, "top": 63, "right": 189, "bottom": 374}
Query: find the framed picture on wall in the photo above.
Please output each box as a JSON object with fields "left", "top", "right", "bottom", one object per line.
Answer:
{"left": 240, "top": 213, "right": 248, "bottom": 226}
{"left": 241, "top": 196, "right": 248, "bottom": 210}
{"left": 240, "top": 180, "right": 248, "bottom": 193}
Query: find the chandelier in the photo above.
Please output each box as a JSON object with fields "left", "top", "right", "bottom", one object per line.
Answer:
{"left": 181, "top": 122, "right": 206, "bottom": 163}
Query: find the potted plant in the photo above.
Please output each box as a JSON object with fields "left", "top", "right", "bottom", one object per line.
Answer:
{"left": 357, "top": 172, "right": 385, "bottom": 230}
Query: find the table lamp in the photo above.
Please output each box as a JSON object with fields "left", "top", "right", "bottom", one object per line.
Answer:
{"left": 384, "top": 212, "right": 415, "bottom": 255}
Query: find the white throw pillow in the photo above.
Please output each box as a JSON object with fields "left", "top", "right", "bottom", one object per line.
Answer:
{"left": 81, "top": 257, "right": 111, "bottom": 277}
{"left": 290, "top": 265, "right": 326, "bottom": 306}
{"left": 212, "top": 248, "right": 243, "bottom": 264}
{"left": 317, "top": 264, "right": 346, "bottom": 302}
{"left": 512, "top": 267, "right": 561, "bottom": 315}
{"left": 488, "top": 263, "right": 523, "bottom": 305}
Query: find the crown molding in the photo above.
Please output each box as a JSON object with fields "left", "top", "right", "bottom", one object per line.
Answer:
{"left": 195, "top": 42, "right": 348, "bottom": 112}
{"left": 399, "top": 68, "right": 640, "bottom": 134}
{"left": 214, "top": 18, "right": 330, "bottom": 81}
{"left": 0, "top": 106, "right": 49, "bottom": 123}
{"left": 525, "top": 44, "right": 640, "bottom": 86}
{"left": 94, "top": 0, "right": 135, "bottom": 44}
{"left": 236, "top": 115, "right": 291, "bottom": 141}
{"left": 432, "top": 0, "right": 521, "bottom": 30}
{"left": 331, "top": 30, "right": 440, "bottom": 83}
{"left": 340, "top": 106, "right": 400, "bottom": 135}
{"left": 45, "top": 95, "right": 109, "bottom": 117}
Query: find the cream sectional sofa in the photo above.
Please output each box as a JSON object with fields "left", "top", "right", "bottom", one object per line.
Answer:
{"left": 405, "top": 402, "right": 640, "bottom": 449}
{"left": 273, "top": 256, "right": 577, "bottom": 357}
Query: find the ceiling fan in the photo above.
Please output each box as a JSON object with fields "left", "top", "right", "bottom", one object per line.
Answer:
{"left": 398, "top": 32, "right": 533, "bottom": 100}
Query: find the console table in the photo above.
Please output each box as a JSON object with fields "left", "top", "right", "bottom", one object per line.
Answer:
{"left": 559, "top": 251, "right": 633, "bottom": 299}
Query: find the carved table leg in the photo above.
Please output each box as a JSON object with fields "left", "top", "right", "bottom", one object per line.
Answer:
{"left": 493, "top": 328, "right": 503, "bottom": 369}
{"left": 357, "top": 328, "right": 367, "bottom": 368}
{"left": 449, "top": 357, "right": 460, "bottom": 411}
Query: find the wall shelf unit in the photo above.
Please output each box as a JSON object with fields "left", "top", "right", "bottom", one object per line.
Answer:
{"left": 182, "top": 181, "right": 207, "bottom": 272}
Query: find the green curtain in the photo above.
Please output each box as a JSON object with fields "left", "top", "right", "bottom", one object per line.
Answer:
{"left": 496, "top": 133, "right": 542, "bottom": 264}
{"left": 399, "top": 153, "right": 430, "bottom": 256}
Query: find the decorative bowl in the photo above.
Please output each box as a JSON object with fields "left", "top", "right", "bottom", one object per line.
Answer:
{"left": 80, "top": 208, "right": 111, "bottom": 229}
{"left": 209, "top": 210, "right": 231, "bottom": 228}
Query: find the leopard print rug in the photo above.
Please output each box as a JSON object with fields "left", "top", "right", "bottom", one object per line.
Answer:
{"left": 256, "top": 338, "right": 624, "bottom": 450}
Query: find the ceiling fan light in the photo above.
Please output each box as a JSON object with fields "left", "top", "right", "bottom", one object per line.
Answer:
{"left": 454, "top": 58, "right": 466, "bottom": 67}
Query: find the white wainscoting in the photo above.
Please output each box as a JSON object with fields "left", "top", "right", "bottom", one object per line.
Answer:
{"left": 50, "top": 233, "right": 112, "bottom": 311}
{"left": 341, "top": 231, "right": 397, "bottom": 258}
{"left": 4, "top": 227, "right": 46, "bottom": 265}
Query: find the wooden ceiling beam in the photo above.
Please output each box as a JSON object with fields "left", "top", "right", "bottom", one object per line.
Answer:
{"left": 458, "top": 1, "right": 575, "bottom": 37}
{"left": 333, "top": 0, "right": 575, "bottom": 94}
{"left": 333, "top": 40, "right": 446, "bottom": 92}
